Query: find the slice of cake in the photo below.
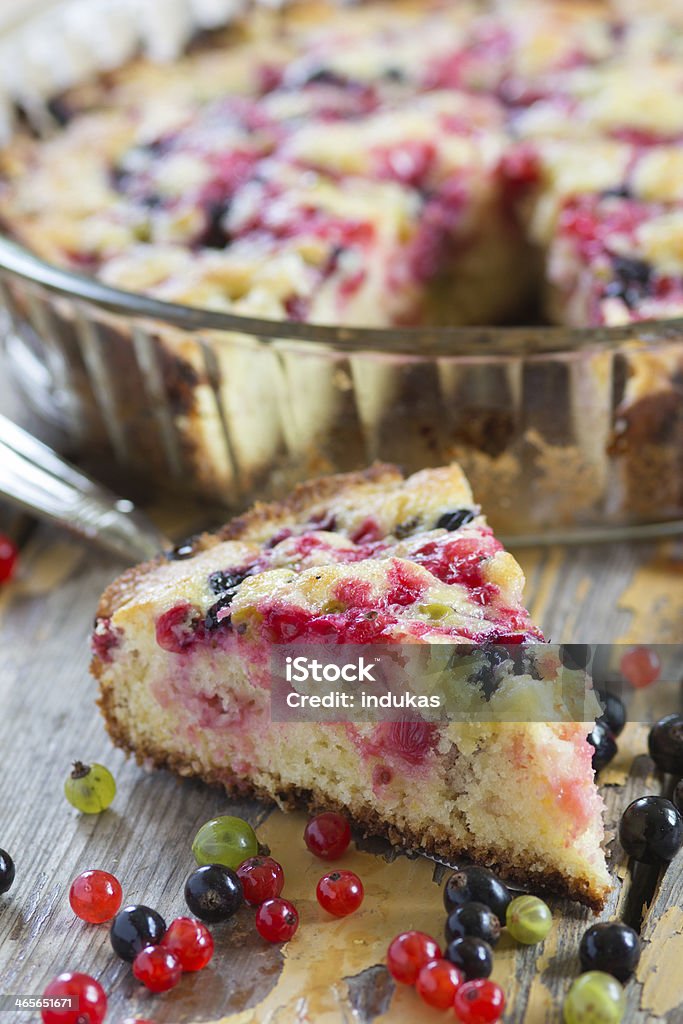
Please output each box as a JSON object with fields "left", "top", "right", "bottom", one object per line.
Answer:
{"left": 93, "top": 464, "right": 610, "bottom": 908}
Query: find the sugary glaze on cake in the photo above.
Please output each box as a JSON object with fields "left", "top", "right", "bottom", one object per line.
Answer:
{"left": 5, "top": 0, "right": 683, "bottom": 328}
{"left": 93, "top": 464, "right": 610, "bottom": 908}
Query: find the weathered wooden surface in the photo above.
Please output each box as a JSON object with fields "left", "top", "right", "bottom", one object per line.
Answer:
{"left": 0, "top": 523, "right": 682, "bottom": 1023}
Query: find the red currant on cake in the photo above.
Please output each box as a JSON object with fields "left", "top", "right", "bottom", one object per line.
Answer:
{"left": 453, "top": 978, "right": 505, "bottom": 1024}
{"left": 41, "top": 973, "right": 106, "bottom": 1024}
{"left": 162, "top": 917, "right": 214, "bottom": 971}
{"left": 69, "top": 869, "right": 123, "bottom": 923}
{"left": 255, "top": 898, "right": 299, "bottom": 942}
{"left": 0, "top": 535, "right": 18, "bottom": 583}
{"left": 386, "top": 931, "right": 441, "bottom": 985}
{"left": 304, "top": 813, "right": 352, "bottom": 860}
{"left": 416, "top": 959, "right": 464, "bottom": 1009}
{"left": 316, "top": 870, "right": 364, "bottom": 917}
{"left": 236, "top": 856, "right": 285, "bottom": 905}
{"left": 133, "top": 945, "right": 183, "bottom": 992}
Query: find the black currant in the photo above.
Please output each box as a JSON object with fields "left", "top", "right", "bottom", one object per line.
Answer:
{"left": 445, "top": 936, "right": 493, "bottom": 979}
{"left": 185, "top": 864, "right": 243, "bottom": 922}
{"left": 559, "top": 645, "right": 592, "bottom": 671}
{"left": 579, "top": 922, "right": 640, "bottom": 982}
{"left": 443, "top": 866, "right": 512, "bottom": 922}
{"left": 619, "top": 796, "right": 683, "bottom": 864}
{"left": 596, "top": 690, "right": 626, "bottom": 738}
{"left": 445, "top": 902, "right": 501, "bottom": 947}
{"left": 648, "top": 715, "right": 683, "bottom": 775}
{"left": 587, "top": 720, "right": 618, "bottom": 772}
{"left": 674, "top": 779, "right": 683, "bottom": 815}
{"left": 0, "top": 849, "right": 15, "bottom": 895}
{"left": 435, "top": 509, "right": 475, "bottom": 532}
{"left": 110, "top": 904, "right": 167, "bottom": 961}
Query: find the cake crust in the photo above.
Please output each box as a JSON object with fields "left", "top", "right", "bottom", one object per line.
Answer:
{"left": 96, "top": 693, "right": 606, "bottom": 911}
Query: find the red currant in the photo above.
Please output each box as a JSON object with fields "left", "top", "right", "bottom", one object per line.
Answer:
{"left": 255, "top": 898, "right": 299, "bottom": 943}
{"left": 416, "top": 959, "right": 464, "bottom": 1009}
{"left": 453, "top": 979, "right": 506, "bottom": 1024}
{"left": 620, "top": 646, "right": 661, "bottom": 689}
{"left": 41, "top": 973, "right": 106, "bottom": 1024}
{"left": 133, "top": 946, "right": 183, "bottom": 993}
{"left": 0, "top": 534, "right": 18, "bottom": 584}
{"left": 386, "top": 931, "right": 441, "bottom": 985}
{"left": 304, "top": 812, "right": 351, "bottom": 860}
{"left": 236, "top": 856, "right": 285, "bottom": 905}
{"left": 162, "top": 916, "right": 214, "bottom": 971}
{"left": 316, "top": 870, "right": 364, "bottom": 917}
{"left": 69, "top": 869, "right": 122, "bottom": 924}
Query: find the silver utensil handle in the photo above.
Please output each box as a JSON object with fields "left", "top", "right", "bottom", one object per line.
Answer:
{"left": 0, "top": 413, "right": 168, "bottom": 561}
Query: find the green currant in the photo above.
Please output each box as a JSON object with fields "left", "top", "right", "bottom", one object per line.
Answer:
{"left": 563, "top": 972, "right": 626, "bottom": 1024}
{"left": 64, "top": 762, "right": 116, "bottom": 814}
{"left": 506, "top": 895, "right": 552, "bottom": 945}
{"left": 192, "top": 815, "right": 259, "bottom": 870}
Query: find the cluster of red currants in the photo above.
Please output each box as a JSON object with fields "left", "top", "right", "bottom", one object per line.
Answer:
{"left": 40, "top": 810, "right": 366, "bottom": 1023}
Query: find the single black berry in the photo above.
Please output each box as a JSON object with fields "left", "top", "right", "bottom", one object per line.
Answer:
{"left": 208, "top": 570, "right": 248, "bottom": 597}
{"left": 167, "top": 539, "right": 197, "bottom": 560}
{"left": 185, "top": 864, "right": 243, "bottom": 923}
{"left": 559, "top": 645, "right": 592, "bottom": 670}
{"left": 204, "top": 594, "right": 234, "bottom": 631}
{"left": 587, "top": 720, "right": 618, "bottom": 772}
{"left": 596, "top": 690, "right": 626, "bottom": 738}
{"left": 674, "top": 779, "right": 683, "bottom": 815}
{"left": 579, "top": 922, "right": 641, "bottom": 982}
{"left": 606, "top": 255, "right": 653, "bottom": 309}
{"left": 445, "top": 902, "right": 501, "bottom": 947}
{"left": 0, "top": 850, "right": 15, "bottom": 895}
{"left": 619, "top": 796, "right": 683, "bottom": 864}
{"left": 445, "top": 936, "right": 493, "bottom": 979}
{"left": 648, "top": 715, "right": 683, "bottom": 775}
{"left": 110, "top": 904, "right": 167, "bottom": 961}
{"left": 443, "top": 866, "right": 511, "bottom": 922}
{"left": 435, "top": 509, "right": 476, "bottom": 532}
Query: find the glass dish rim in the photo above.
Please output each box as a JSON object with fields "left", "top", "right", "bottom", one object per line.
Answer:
{"left": 2, "top": 233, "right": 683, "bottom": 358}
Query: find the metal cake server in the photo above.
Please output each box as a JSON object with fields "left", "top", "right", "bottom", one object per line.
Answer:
{"left": 0, "top": 412, "right": 167, "bottom": 561}
{"left": 2, "top": 412, "right": 683, "bottom": 562}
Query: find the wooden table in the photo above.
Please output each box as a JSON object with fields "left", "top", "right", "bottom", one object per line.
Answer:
{"left": 0, "top": 518, "right": 682, "bottom": 1023}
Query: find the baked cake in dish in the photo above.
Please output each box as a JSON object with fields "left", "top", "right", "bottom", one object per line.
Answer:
{"left": 93, "top": 463, "right": 610, "bottom": 908}
{"left": 4, "top": 0, "right": 683, "bottom": 328}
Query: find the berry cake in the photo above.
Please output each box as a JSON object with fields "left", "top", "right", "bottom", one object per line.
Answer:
{"left": 4, "top": 0, "right": 683, "bottom": 328}
{"left": 93, "top": 463, "right": 610, "bottom": 908}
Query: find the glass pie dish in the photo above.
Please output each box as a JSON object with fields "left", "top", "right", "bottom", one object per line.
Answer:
{"left": 0, "top": 0, "right": 682, "bottom": 539}
{"left": 3, "top": 236, "right": 683, "bottom": 538}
